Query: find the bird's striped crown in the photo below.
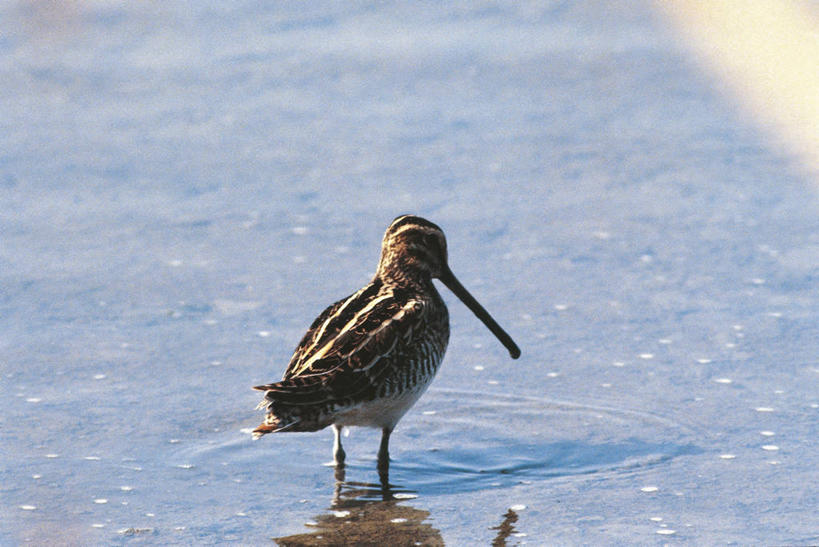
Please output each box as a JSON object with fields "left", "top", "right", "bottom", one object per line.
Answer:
{"left": 376, "top": 215, "right": 449, "bottom": 284}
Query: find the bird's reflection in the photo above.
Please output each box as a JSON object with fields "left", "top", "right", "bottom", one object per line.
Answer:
{"left": 275, "top": 465, "right": 443, "bottom": 546}
{"left": 490, "top": 508, "right": 521, "bottom": 547}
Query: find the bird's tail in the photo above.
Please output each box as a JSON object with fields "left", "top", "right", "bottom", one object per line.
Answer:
{"left": 251, "top": 413, "right": 299, "bottom": 439}
{"left": 251, "top": 377, "right": 331, "bottom": 438}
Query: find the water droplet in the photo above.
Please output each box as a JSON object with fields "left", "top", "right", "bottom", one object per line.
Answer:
{"left": 761, "top": 445, "right": 779, "bottom": 451}
{"left": 656, "top": 529, "right": 676, "bottom": 535}
{"left": 755, "top": 407, "right": 774, "bottom": 412}
{"left": 641, "top": 486, "right": 658, "bottom": 493}
{"left": 639, "top": 353, "right": 654, "bottom": 360}
{"left": 719, "top": 454, "right": 736, "bottom": 459}
{"left": 93, "top": 499, "right": 108, "bottom": 504}
{"left": 19, "top": 505, "right": 36, "bottom": 511}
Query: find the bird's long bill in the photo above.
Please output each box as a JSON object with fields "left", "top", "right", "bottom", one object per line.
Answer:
{"left": 440, "top": 267, "right": 521, "bottom": 359}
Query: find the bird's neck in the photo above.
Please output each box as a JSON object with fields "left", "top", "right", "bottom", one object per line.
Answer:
{"left": 376, "top": 266, "right": 435, "bottom": 294}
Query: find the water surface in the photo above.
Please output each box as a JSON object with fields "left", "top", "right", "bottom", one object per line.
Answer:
{"left": 2, "top": 2, "right": 818, "bottom": 544}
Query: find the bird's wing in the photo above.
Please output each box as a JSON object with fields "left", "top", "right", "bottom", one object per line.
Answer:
{"left": 282, "top": 279, "right": 383, "bottom": 379}
{"left": 253, "top": 292, "right": 427, "bottom": 404}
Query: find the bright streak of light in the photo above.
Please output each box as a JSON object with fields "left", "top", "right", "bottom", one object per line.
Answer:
{"left": 656, "top": 1, "right": 819, "bottom": 180}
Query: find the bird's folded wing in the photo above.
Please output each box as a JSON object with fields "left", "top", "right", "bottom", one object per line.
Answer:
{"left": 254, "top": 297, "right": 425, "bottom": 406}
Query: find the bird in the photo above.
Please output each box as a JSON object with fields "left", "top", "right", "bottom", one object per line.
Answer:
{"left": 252, "top": 214, "right": 520, "bottom": 473}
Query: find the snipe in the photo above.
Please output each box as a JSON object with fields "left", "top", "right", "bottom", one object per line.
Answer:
{"left": 253, "top": 215, "right": 520, "bottom": 473}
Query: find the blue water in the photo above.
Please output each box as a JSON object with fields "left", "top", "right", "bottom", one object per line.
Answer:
{"left": 2, "top": 2, "right": 818, "bottom": 544}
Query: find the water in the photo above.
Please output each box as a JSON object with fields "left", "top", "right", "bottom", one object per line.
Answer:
{"left": 2, "top": 1, "right": 818, "bottom": 544}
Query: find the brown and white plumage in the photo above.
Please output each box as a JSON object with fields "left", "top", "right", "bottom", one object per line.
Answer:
{"left": 252, "top": 215, "right": 520, "bottom": 471}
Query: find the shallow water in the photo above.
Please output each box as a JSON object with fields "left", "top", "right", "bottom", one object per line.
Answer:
{"left": 2, "top": 1, "right": 818, "bottom": 545}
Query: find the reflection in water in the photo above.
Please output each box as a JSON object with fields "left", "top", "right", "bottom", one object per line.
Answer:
{"left": 275, "top": 465, "right": 527, "bottom": 545}
{"left": 275, "top": 466, "right": 443, "bottom": 546}
{"left": 491, "top": 508, "right": 520, "bottom": 547}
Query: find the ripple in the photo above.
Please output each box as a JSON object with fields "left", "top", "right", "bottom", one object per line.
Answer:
{"left": 194, "top": 388, "right": 703, "bottom": 498}
{"left": 385, "top": 388, "right": 702, "bottom": 495}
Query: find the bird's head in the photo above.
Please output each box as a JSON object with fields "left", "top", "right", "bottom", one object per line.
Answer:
{"left": 377, "top": 215, "right": 449, "bottom": 281}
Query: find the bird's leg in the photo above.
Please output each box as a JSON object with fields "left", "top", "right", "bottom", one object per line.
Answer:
{"left": 332, "top": 424, "right": 345, "bottom": 467}
{"left": 377, "top": 427, "right": 392, "bottom": 474}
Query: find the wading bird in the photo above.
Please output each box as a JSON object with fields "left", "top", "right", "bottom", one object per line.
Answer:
{"left": 253, "top": 215, "right": 520, "bottom": 473}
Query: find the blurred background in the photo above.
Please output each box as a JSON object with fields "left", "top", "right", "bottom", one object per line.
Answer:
{"left": 1, "top": 1, "right": 817, "bottom": 544}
